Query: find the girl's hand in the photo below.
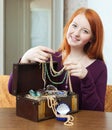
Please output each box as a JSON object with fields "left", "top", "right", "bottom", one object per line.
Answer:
{"left": 64, "top": 60, "right": 88, "bottom": 79}
{"left": 20, "top": 46, "right": 55, "bottom": 63}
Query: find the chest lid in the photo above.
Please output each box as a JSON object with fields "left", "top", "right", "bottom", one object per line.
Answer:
{"left": 12, "top": 62, "right": 58, "bottom": 95}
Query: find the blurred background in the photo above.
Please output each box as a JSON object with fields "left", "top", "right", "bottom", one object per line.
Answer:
{"left": 0, "top": 0, "right": 112, "bottom": 85}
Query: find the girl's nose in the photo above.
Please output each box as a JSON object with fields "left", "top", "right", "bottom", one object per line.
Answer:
{"left": 73, "top": 29, "right": 80, "bottom": 37}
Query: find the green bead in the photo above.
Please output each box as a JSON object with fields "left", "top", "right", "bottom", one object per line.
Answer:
{"left": 44, "top": 63, "right": 68, "bottom": 85}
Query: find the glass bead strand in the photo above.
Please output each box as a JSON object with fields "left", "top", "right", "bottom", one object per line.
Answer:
{"left": 44, "top": 63, "right": 68, "bottom": 85}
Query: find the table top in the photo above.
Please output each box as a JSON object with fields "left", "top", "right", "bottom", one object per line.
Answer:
{"left": 0, "top": 108, "right": 112, "bottom": 130}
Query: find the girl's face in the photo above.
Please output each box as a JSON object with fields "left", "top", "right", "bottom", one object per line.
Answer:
{"left": 66, "top": 14, "right": 93, "bottom": 48}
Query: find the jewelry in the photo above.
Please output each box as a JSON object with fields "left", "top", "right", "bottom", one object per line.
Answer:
{"left": 68, "top": 72, "right": 73, "bottom": 92}
{"left": 45, "top": 85, "right": 68, "bottom": 97}
{"left": 46, "top": 95, "right": 74, "bottom": 126}
{"left": 26, "top": 93, "right": 74, "bottom": 126}
{"left": 56, "top": 103, "right": 70, "bottom": 115}
{"left": 49, "top": 65, "right": 63, "bottom": 77}
{"left": 29, "top": 89, "right": 42, "bottom": 97}
{"left": 49, "top": 54, "right": 65, "bottom": 74}
{"left": 46, "top": 84, "right": 58, "bottom": 91}
{"left": 26, "top": 55, "right": 74, "bottom": 126}
{"left": 45, "top": 63, "right": 68, "bottom": 85}
{"left": 41, "top": 54, "right": 73, "bottom": 93}
{"left": 42, "top": 63, "right": 46, "bottom": 90}
{"left": 29, "top": 89, "right": 36, "bottom": 97}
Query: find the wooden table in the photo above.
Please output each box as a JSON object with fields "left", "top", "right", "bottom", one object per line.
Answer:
{"left": 0, "top": 108, "right": 112, "bottom": 130}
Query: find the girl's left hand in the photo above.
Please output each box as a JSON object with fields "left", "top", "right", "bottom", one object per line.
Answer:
{"left": 64, "top": 60, "right": 88, "bottom": 79}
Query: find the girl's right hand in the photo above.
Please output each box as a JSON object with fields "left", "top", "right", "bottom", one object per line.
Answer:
{"left": 20, "top": 46, "right": 55, "bottom": 63}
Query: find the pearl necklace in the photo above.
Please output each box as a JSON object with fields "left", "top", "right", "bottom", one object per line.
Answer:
{"left": 49, "top": 54, "right": 65, "bottom": 74}
{"left": 42, "top": 54, "right": 73, "bottom": 93}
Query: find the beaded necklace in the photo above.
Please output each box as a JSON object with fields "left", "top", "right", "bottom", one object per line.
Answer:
{"left": 42, "top": 54, "right": 73, "bottom": 93}
{"left": 45, "top": 63, "right": 68, "bottom": 85}
{"left": 42, "top": 63, "right": 46, "bottom": 90}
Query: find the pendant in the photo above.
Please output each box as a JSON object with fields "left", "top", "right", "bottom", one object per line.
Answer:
{"left": 65, "top": 85, "right": 68, "bottom": 89}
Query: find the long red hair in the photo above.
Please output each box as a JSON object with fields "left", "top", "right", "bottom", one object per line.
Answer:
{"left": 59, "top": 7, "right": 104, "bottom": 62}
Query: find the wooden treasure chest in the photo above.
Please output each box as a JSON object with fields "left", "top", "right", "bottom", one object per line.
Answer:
{"left": 11, "top": 62, "right": 79, "bottom": 122}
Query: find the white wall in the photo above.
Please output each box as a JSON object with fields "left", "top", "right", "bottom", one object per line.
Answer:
{"left": 88, "top": 1, "right": 112, "bottom": 85}
{"left": 0, "top": 0, "right": 4, "bottom": 74}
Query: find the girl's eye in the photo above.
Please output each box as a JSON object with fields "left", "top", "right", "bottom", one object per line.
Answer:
{"left": 82, "top": 29, "right": 89, "bottom": 34}
{"left": 72, "top": 24, "right": 77, "bottom": 28}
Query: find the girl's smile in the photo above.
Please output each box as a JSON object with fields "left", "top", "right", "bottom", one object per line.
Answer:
{"left": 66, "top": 14, "right": 92, "bottom": 47}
